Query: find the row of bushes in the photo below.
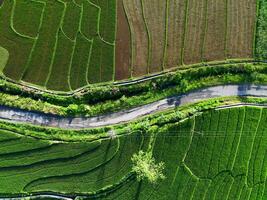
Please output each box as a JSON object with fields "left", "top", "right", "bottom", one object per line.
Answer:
{"left": 0, "top": 63, "right": 267, "bottom": 116}
{"left": 0, "top": 62, "right": 265, "bottom": 105}
{"left": 255, "top": 0, "right": 267, "bottom": 59}
{"left": 0, "top": 96, "right": 266, "bottom": 143}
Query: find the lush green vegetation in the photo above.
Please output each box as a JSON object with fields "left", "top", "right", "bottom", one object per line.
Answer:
{"left": 0, "top": 0, "right": 266, "bottom": 199}
{"left": 0, "top": 0, "right": 262, "bottom": 92}
{"left": 0, "top": 46, "right": 8, "bottom": 71}
{"left": 0, "top": 0, "right": 116, "bottom": 91}
{"left": 0, "top": 63, "right": 266, "bottom": 117}
{"left": 256, "top": 0, "right": 267, "bottom": 59}
{"left": 0, "top": 106, "right": 265, "bottom": 199}
{"left": 101, "top": 106, "right": 267, "bottom": 199}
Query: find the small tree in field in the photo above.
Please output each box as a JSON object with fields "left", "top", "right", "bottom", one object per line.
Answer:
{"left": 131, "top": 150, "right": 165, "bottom": 184}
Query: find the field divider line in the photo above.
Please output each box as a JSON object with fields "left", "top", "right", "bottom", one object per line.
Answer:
{"left": 259, "top": 149, "right": 267, "bottom": 188}
{"left": 247, "top": 187, "right": 253, "bottom": 200}
{"left": 112, "top": 0, "right": 118, "bottom": 82}
{"left": 226, "top": 108, "right": 241, "bottom": 170}
{"left": 23, "top": 138, "right": 121, "bottom": 192}
{"left": 207, "top": 110, "right": 222, "bottom": 177}
{"left": 60, "top": 26, "right": 75, "bottom": 42}
{"left": 68, "top": 1, "right": 85, "bottom": 90}
{"left": 162, "top": 0, "right": 169, "bottom": 71}
{"left": 189, "top": 179, "right": 200, "bottom": 200}
{"left": 253, "top": 0, "right": 261, "bottom": 58}
{"left": 19, "top": 0, "right": 46, "bottom": 81}
{"left": 92, "top": 3, "right": 103, "bottom": 82}
{"left": 200, "top": 0, "right": 208, "bottom": 63}
{"left": 246, "top": 108, "right": 263, "bottom": 186}
{"left": 224, "top": 0, "right": 229, "bottom": 59}
{"left": 85, "top": 39, "right": 93, "bottom": 85}
{"left": 230, "top": 107, "right": 246, "bottom": 171}
{"left": 202, "top": 110, "right": 214, "bottom": 176}
{"left": 72, "top": 0, "right": 81, "bottom": 7}
{"left": 93, "top": 1, "right": 115, "bottom": 46}
{"left": 181, "top": 0, "right": 190, "bottom": 65}
{"left": 140, "top": 0, "right": 151, "bottom": 74}
{"left": 78, "top": 3, "right": 91, "bottom": 86}
{"left": 254, "top": 148, "right": 266, "bottom": 193}
{"left": 182, "top": 116, "right": 195, "bottom": 163}
{"left": 215, "top": 174, "right": 234, "bottom": 200}
{"left": 10, "top": 0, "right": 37, "bottom": 40}
{"left": 211, "top": 173, "right": 230, "bottom": 200}
{"left": 217, "top": 109, "right": 230, "bottom": 174}
{"left": 121, "top": 0, "right": 135, "bottom": 78}
{"left": 182, "top": 162, "right": 200, "bottom": 181}
{"left": 67, "top": 35, "right": 77, "bottom": 91}
{"left": 44, "top": 1, "right": 66, "bottom": 88}
{"left": 122, "top": 0, "right": 134, "bottom": 78}
{"left": 22, "top": 141, "right": 119, "bottom": 191}
{"left": 79, "top": 26, "right": 94, "bottom": 85}
{"left": 177, "top": 174, "right": 194, "bottom": 200}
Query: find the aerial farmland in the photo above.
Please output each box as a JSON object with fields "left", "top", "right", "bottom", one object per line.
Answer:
{"left": 0, "top": 0, "right": 266, "bottom": 199}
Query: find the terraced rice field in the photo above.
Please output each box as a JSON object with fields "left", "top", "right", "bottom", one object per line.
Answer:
{"left": 0, "top": 0, "right": 258, "bottom": 92}
{"left": 0, "top": 0, "right": 116, "bottom": 91}
{"left": 0, "top": 106, "right": 266, "bottom": 199}
{"left": 121, "top": 0, "right": 257, "bottom": 75}
{"left": 0, "top": 0, "right": 256, "bottom": 91}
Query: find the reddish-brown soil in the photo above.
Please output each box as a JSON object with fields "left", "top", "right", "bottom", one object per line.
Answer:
{"left": 115, "top": 0, "right": 131, "bottom": 80}
{"left": 226, "top": 0, "right": 256, "bottom": 59}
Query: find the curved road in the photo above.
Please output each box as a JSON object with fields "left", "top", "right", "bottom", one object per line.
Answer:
{"left": 0, "top": 84, "right": 266, "bottom": 129}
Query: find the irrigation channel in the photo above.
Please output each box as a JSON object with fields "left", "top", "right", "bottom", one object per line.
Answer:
{"left": 0, "top": 84, "right": 267, "bottom": 129}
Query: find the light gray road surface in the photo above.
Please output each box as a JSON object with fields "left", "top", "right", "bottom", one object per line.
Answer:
{"left": 0, "top": 84, "right": 266, "bottom": 129}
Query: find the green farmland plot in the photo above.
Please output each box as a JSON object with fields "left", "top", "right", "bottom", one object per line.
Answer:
{"left": 102, "top": 106, "right": 267, "bottom": 200}
{"left": 0, "top": 129, "right": 146, "bottom": 195}
{"left": 0, "top": 106, "right": 265, "bottom": 199}
{"left": 0, "top": 0, "right": 262, "bottom": 92}
{"left": 0, "top": 0, "right": 116, "bottom": 91}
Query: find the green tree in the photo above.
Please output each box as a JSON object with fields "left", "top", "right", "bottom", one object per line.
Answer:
{"left": 131, "top": 150, "right": 165, "bottom": 184}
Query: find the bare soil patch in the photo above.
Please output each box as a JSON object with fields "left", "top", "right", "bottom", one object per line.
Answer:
{"left": 115, "top": 0, "right": 131, "bottom": 80}
{"left": 184, "top": 0, "right": 206, "bottom": 65}
{"left": 123, "top": 0, "right": 149, "bottom": 77}
{"left": 203, "top": 0, "right": 227, "bottom": 62}
{"left": 143, "top": 0, "right": 166, "bottom": 73}
{"left": 226, "top": 0, "right": 256, "bottom": 59}
{"left": 165, "top": 0, "right": 187, "bottom": 68}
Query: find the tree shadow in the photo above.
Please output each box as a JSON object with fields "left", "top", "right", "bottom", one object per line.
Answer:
{"left": 134, "top": 180, "right": 143, "bottom": 200}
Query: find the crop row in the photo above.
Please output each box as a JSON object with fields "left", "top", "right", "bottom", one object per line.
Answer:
{"left": 0, "top": 127, "right": 146, "bottom": 195}
{"left": 0, "top": 106, "right": 264, "bottom": 198}
{"left": 102, "top": 107, "right": 266, "bottom": 199}
{"left": 0, "top": 0, "right": 116, "bottom": 91}
{"left": 119, "top": 0, "right": 257, "bottom": 80}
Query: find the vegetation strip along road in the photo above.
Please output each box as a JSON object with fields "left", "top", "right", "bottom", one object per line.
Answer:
{"left": 0, "top": 84, "right": 266, "bottom": 129}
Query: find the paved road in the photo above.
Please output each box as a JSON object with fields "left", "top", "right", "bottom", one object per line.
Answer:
{"left": 0, "top": 84, "right": 266, "bottom": 129}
